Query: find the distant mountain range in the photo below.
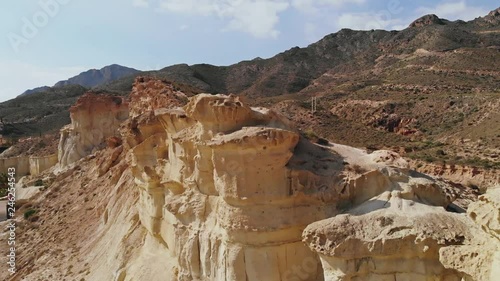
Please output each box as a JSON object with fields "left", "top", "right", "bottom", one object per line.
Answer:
{"left": 95, "top": 9, "right": 500, "bottom": 98}
{"left": 20, "top": 86, "right": 52, "bottom": 96}
{"left": 18, "top": 8, "right": 500, "bottom": 100}
{"left": 19, "top": 64, "right": 140, "bottom": 97}
{"left": 3, "top": 7, "right": 499, "bottom": 164}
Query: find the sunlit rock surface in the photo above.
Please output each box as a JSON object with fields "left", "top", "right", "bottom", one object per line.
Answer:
{"left": 5, "top": 78, "right": 495, "bottom": 281}
{"left": 58, "top": 93, "right": 129, "bottom": 167}
{"left": 440, "top": 188, "right": 500, "bottom": 281}
{"left": 125, "top": 88, "right": 474, "bottom": 280}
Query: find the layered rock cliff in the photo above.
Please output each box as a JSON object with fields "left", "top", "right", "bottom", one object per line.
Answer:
{"left": 58, "top": 93, "right": 129, "bottom": 167}
{"left": 121, "top": 78, "right": 479, "bottom": 280}
{"left": 440, "top": 188, "right": 500, "bottom": 280}
{"left": 0, "top": 154, "right": 58, "bottom": 177}
{"left": 2, "top": 77, "right": 498, "bottom": 281}
{"left": 126, "top": 92, "right": 328, "bottom": 281}
{"left": 303, "top": 167, "right": 470, "bottom": 280}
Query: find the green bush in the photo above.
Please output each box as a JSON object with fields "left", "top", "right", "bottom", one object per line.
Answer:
{"left": 303, "top": 129, "right": 318, "bottom": 140}
{"left": 24, "top": 209, "right": 37, "bottom": 219}
{"left": 0, "top": 173, "right": 8, "bottom": 197}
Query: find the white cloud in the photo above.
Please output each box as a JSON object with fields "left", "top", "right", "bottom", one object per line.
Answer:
{"left": 292, "top": 0, "right": 366, "bottom": 14}
{"left": 0, "top": 61, "right": 86, "bottom": 102}
{"left": 336, "top": 12, "right": 404, "bottom": 31}
{"left": 179, "top": 24, "right": 190, "bottom": 30}
{"left": 158, "top": 0, "right": 289, "bottom": 38}
{"left": 416, "top": 0, "right": 488, "bottom": 21}
{"left": 223, "top": 1, "right": 290, "bottom": 38}
{"left": 152, "top": 0, "right": 404, "bottom": 38}
{"left": 133, "top": 0, "right": 149, "bottom": 8}
{"left": 158, "top": 0, "right": 216, "bottom": 16}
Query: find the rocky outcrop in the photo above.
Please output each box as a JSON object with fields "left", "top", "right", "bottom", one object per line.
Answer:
{"left": 29, "top": 154, "right": 58, "bottom": 176}
{"left": 440, "top": 188, "right": 500, "bottom": 280}
{"left": 479, "top": 7, "right": 500, "bottom": 25}
{"left": 124, "top": 89, "right": 472, "bottom": 280}
{"left": 488, "top": 7, "right": 500, "bottom": 18}
{"left": 0, "top": 154, "right": 58, "bottom": 177}
{"left": 303, "top": 166, "right": 470, "bottom": 280}
{"left": 330, "top": 100, "right": 421, "bottom": 136}
{"left": 129, "top": 76, "right": 188, "bottom": 118}
{"left": 410, "top": 14, "right": 446, "bottom": 28}
{"left": 127, "top": 93, "right": 329, "bottom": 281}
{"left": 5, "top": 80, "right": 496, "bottom": 281}
{"left": 58, "top": 93, "right": 129, "bottom": 167}
{"left": 0, "top": 156, "right": 30, "bottom": 176}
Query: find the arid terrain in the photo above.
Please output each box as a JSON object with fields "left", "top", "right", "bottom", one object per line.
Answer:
{"left": 0, "top": 7, "right": 499, "bottom": 281}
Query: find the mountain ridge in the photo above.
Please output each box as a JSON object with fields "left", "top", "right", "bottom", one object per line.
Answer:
{"left": 54, "top": 64, "right": 140, "bottom": 88}
{"left": 18, "top": 64, "right": 140, "bottom": 97}
{"left": 1, "top": 8, "right": 499, "bottom": 173}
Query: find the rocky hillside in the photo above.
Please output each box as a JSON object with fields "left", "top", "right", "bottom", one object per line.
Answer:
{"left": 1, "top": 8, "right": 499, "bottom": 176}
{"left": 18, "top": 64, "right": 140, "bottom": 98}
{"left": 54, "top": 64, "right": 140, "bottom": 88}
{"left": 0, "top": 85, "right": 88, "bottom": 138}
{"left": 19, "top": 86, "right": 51, "bottom": 97}
{"left": 0, "top": 83, "right": 496, "bottom": 280}
{"left": 98, "top": 9, "right": 500, "bottom": 97}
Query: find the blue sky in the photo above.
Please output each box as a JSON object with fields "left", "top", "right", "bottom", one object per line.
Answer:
{"left": 0, "top": 0, "right": 497, "bottom": 101}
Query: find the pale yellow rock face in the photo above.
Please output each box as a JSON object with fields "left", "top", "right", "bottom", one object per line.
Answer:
{"left": 7, "top": 75, "right": 499, "bottom": 281}
{"left": 301, "top": 157, "right": 474, "bottom": 281}
{"left": 124, "top": 91, "right": 478, "bottom": 281}
{"left": 0, "top": 154, "right": 57, "bottom": 176}
{"left": 439, "top": 188, "right": 500, "bottom": 281}
{"left": 29, "top": 154, "right": 58, "bottom": 176}
{"left": 28, "top": 82, "right": 493, "bottom": 281}
{"left": 58, "top": 94, "right": 129, "bottom": 167}
{"left": 129, "top": 94, "right": 330, "bottom": 281}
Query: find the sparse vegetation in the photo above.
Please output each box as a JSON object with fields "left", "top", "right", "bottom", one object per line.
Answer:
{"left": 0, "top": 173, "right": 8, "bottom": 197}
{"left": 35, "top": 179, "right": 45, "bottom": 187}
{"left": 303, "top": 129, "right": 318, "bottom": 141}
{"left": 24, "top": 209, "right": 37, "bottom": 220}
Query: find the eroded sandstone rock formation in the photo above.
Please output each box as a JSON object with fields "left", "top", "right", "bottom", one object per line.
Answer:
{"left": 440, "top": 188, "right": 500, "bottom": 281}
{"left": 121, "top": 81, "right": 481, "bottom": 280}
{"left": 5, "top": 77, "right": 497, "bottom": 281}
{"left": 0, "top": 154, "right": 58, "bottom": 177}
{"left": 126, "top": 92, "right": 329, "bottom": 281}
{"left": 303, "top": 167, "right": 470, "bottom": 280}
{"left": 58, "top": 93, "right": 129, "bottom": 167}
